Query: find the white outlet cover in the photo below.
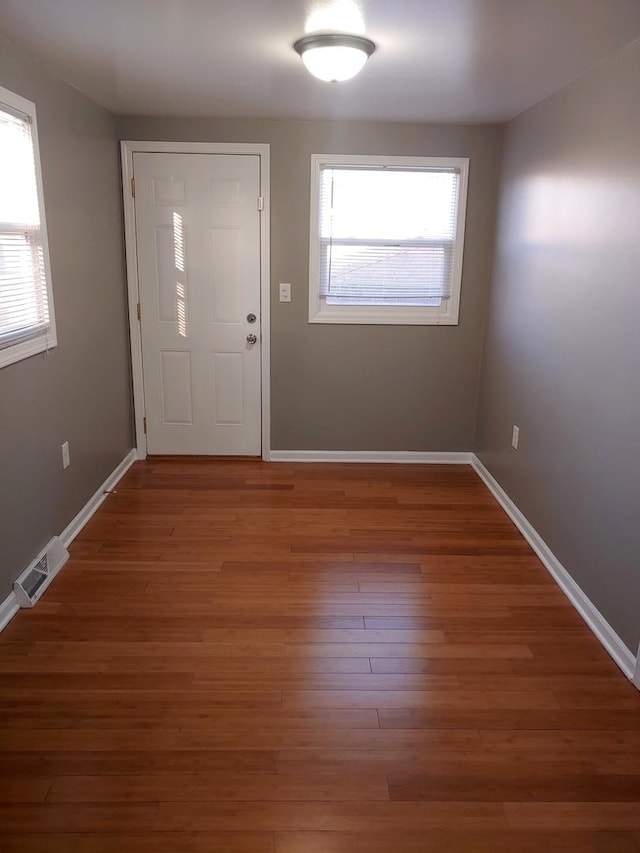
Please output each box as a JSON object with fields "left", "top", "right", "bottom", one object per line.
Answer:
{"left": 62, "top": 441, "right": 70, "bottom": 468}
{"left": 511, "top": 425, "right": 520, "bottom": 450}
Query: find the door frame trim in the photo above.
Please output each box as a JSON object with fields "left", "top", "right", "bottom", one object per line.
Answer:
{"left": 121, "top": 141, "right": 271, "bottom": 460}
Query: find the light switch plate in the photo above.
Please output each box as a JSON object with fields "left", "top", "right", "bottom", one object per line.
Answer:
{"left": 279, "top": 282, "right": 291, "bottom": 303}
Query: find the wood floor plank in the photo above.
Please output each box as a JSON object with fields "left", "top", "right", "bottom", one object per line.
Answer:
{"left": 274, "top": 830, "right": 640, "bottom": 853}
{"left": 481, "top": 730, "right": 640, "bottom": 756}
{"left": 200, "top": 628, "right": 446, "bottom": 644}
{"left": 379, "top": 708, "right": 640, "bottom": 731}
{"left": 0, "top": 803, "right": 158, "bottom": 833}
{"left": 0, "top": 749, "right": 277, "bottom": 776}
{"left": 369, "top": 655, "right": 617, "bottom": 675}
{"left": 388, "top": 768, "right": 640, "bottom": 802}
{"left": 368, "top": 643, "right": 534, "bottom": 660}
{"left": 0, "top": 777, "right": 52, "bottom": 804}
{"left": 153, "top": 801, "right": 508, "bottom": 832}
{"left": 504, "top": 803, "right": 640, "bottom": 831}
{"left": 274, "top": 753, "right": 598, "bottom": 778}
{"left": 281, "top": 689, "right": 560, "bottom": 710}
{"left": 0, "top": 708, "right": 381, "bottom": 731}
{"left": 0, "top": 458, "right": 638, "bottom": 850}
{"left": 0, "top": 833, "right": 274, "bottom": 853}
{"left": 0, "top": 832, "right": 274, "bottom": 853}
{"left": 47, "top": 771, "right": 390, "bottom": 803}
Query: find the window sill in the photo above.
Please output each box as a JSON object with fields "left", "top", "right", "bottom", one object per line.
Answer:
{"left": 308, "top": 303, "right": 460, "bottom": 326}
{"left": 0, "top": 331, "right": 57, "bottom": 369}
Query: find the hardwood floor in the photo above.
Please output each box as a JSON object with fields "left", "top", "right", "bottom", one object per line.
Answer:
{"left": 1, "top": 458, "right": 639, "bottom": 852}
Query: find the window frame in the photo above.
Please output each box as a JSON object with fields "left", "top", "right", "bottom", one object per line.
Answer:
{"left": 308, "top": 153, "right": 469, "bottom": 325}
{"left": 0, "top": 85, "right": 57, "bottom": 369}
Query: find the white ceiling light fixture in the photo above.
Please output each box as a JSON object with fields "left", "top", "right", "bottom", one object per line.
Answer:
{"left": 293, "top": 33, "right": 376, "bottom": 82}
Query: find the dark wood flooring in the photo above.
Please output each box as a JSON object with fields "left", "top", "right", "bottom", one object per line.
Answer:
{"left": 0, "top": 458, "right": 639, "bottom": 851}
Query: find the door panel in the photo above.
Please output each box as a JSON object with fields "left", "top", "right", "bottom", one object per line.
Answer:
{"left": 160, "top": 351, "right": 193, "bottom": 425}
{"left": 133, "top": 152, "right": 262, "bottom": 455}
{"left": 212, "top": 352, "right": 244, "bottom": 425}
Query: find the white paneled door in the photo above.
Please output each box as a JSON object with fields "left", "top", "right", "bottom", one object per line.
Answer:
{"left": 133, "top": 152, "right": 262, "bottom": 455}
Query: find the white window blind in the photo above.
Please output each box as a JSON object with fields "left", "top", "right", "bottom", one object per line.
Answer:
{"left": 0, "top": 103, "right": 51, "bottom": 350}
{"left": 318, "top": 166, "right": 460, "bottom": 306}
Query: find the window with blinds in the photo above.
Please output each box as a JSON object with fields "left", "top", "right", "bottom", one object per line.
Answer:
{"left": 309, "top": 155, "right": 469, "bottom": 325}
{"left": 0, "top": 87, "right": 56, "bottom": 368}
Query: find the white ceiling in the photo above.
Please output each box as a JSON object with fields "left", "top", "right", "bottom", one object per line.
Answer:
{"left": 1, "top": 0, "right": 640, "bottom": 123}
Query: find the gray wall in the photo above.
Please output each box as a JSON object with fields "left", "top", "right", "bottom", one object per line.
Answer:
{"left": 0, "top": 38, "right": 133, "bottom": 598}
{"left": 476, "top": 40, "right": 640, "bottom": 653}
{"left": 117, "top": 116, "right": 503, "bottom": 452}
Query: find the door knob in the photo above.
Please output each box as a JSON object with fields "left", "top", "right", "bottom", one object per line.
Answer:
{"left": 246, "top": 334, "right": 258, "bottom": 345}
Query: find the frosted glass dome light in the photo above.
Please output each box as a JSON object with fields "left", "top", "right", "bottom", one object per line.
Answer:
{"left": 294, "top": 34, "right": 376, "bottom": 82}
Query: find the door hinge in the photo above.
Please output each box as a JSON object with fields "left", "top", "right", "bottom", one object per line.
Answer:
{"left": 136, "top": 302, "right": 141, "bottom": 321}
{"left": 131, "top": 177, "right": 136, "bottom": 197}
{"left": 257, "top": 196, "right": 264, "bottom": 211}
{"left": 143, "top": 417, "right": 147, "bottom": 434}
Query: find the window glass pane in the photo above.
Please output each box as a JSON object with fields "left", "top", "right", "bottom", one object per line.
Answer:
{"left": 0, "top": 102, "right": 50, "bottom": 351}
{"left": 0, "top": 230, "right": 48, "bottom": 342}
{"left": 0, "top": 110, "right": 40, "bottom": 225}
{"left": 320, "top": 168, "right": 459, "bottom": 241}
{"left": 322, "top": 242, "right": 447, "bottom": 305}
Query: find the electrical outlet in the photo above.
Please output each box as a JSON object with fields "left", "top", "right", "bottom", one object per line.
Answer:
{"left": 279, "top": 282, "right": 291, "bottom": 303}
{"left": 61, "top": 441, "right": 70, "bottom": 469}
{"left": 511, "top": 425, "right": 520, "bottom": 450}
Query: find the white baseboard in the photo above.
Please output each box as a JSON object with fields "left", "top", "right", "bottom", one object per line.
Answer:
{"left": 0, "top": 591, "right": 19, "bottom": 632}
{"left": 0, "top": 449, "right": 137, "bottom": 634}
{"left": 471, "top": 454, "right": 637, "bottom": 681}
{"left": 270, "top": 450, "right": 473, "bottom": 464}
{"left": 60, "top": 449, "right": 137, "bottom": 546}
